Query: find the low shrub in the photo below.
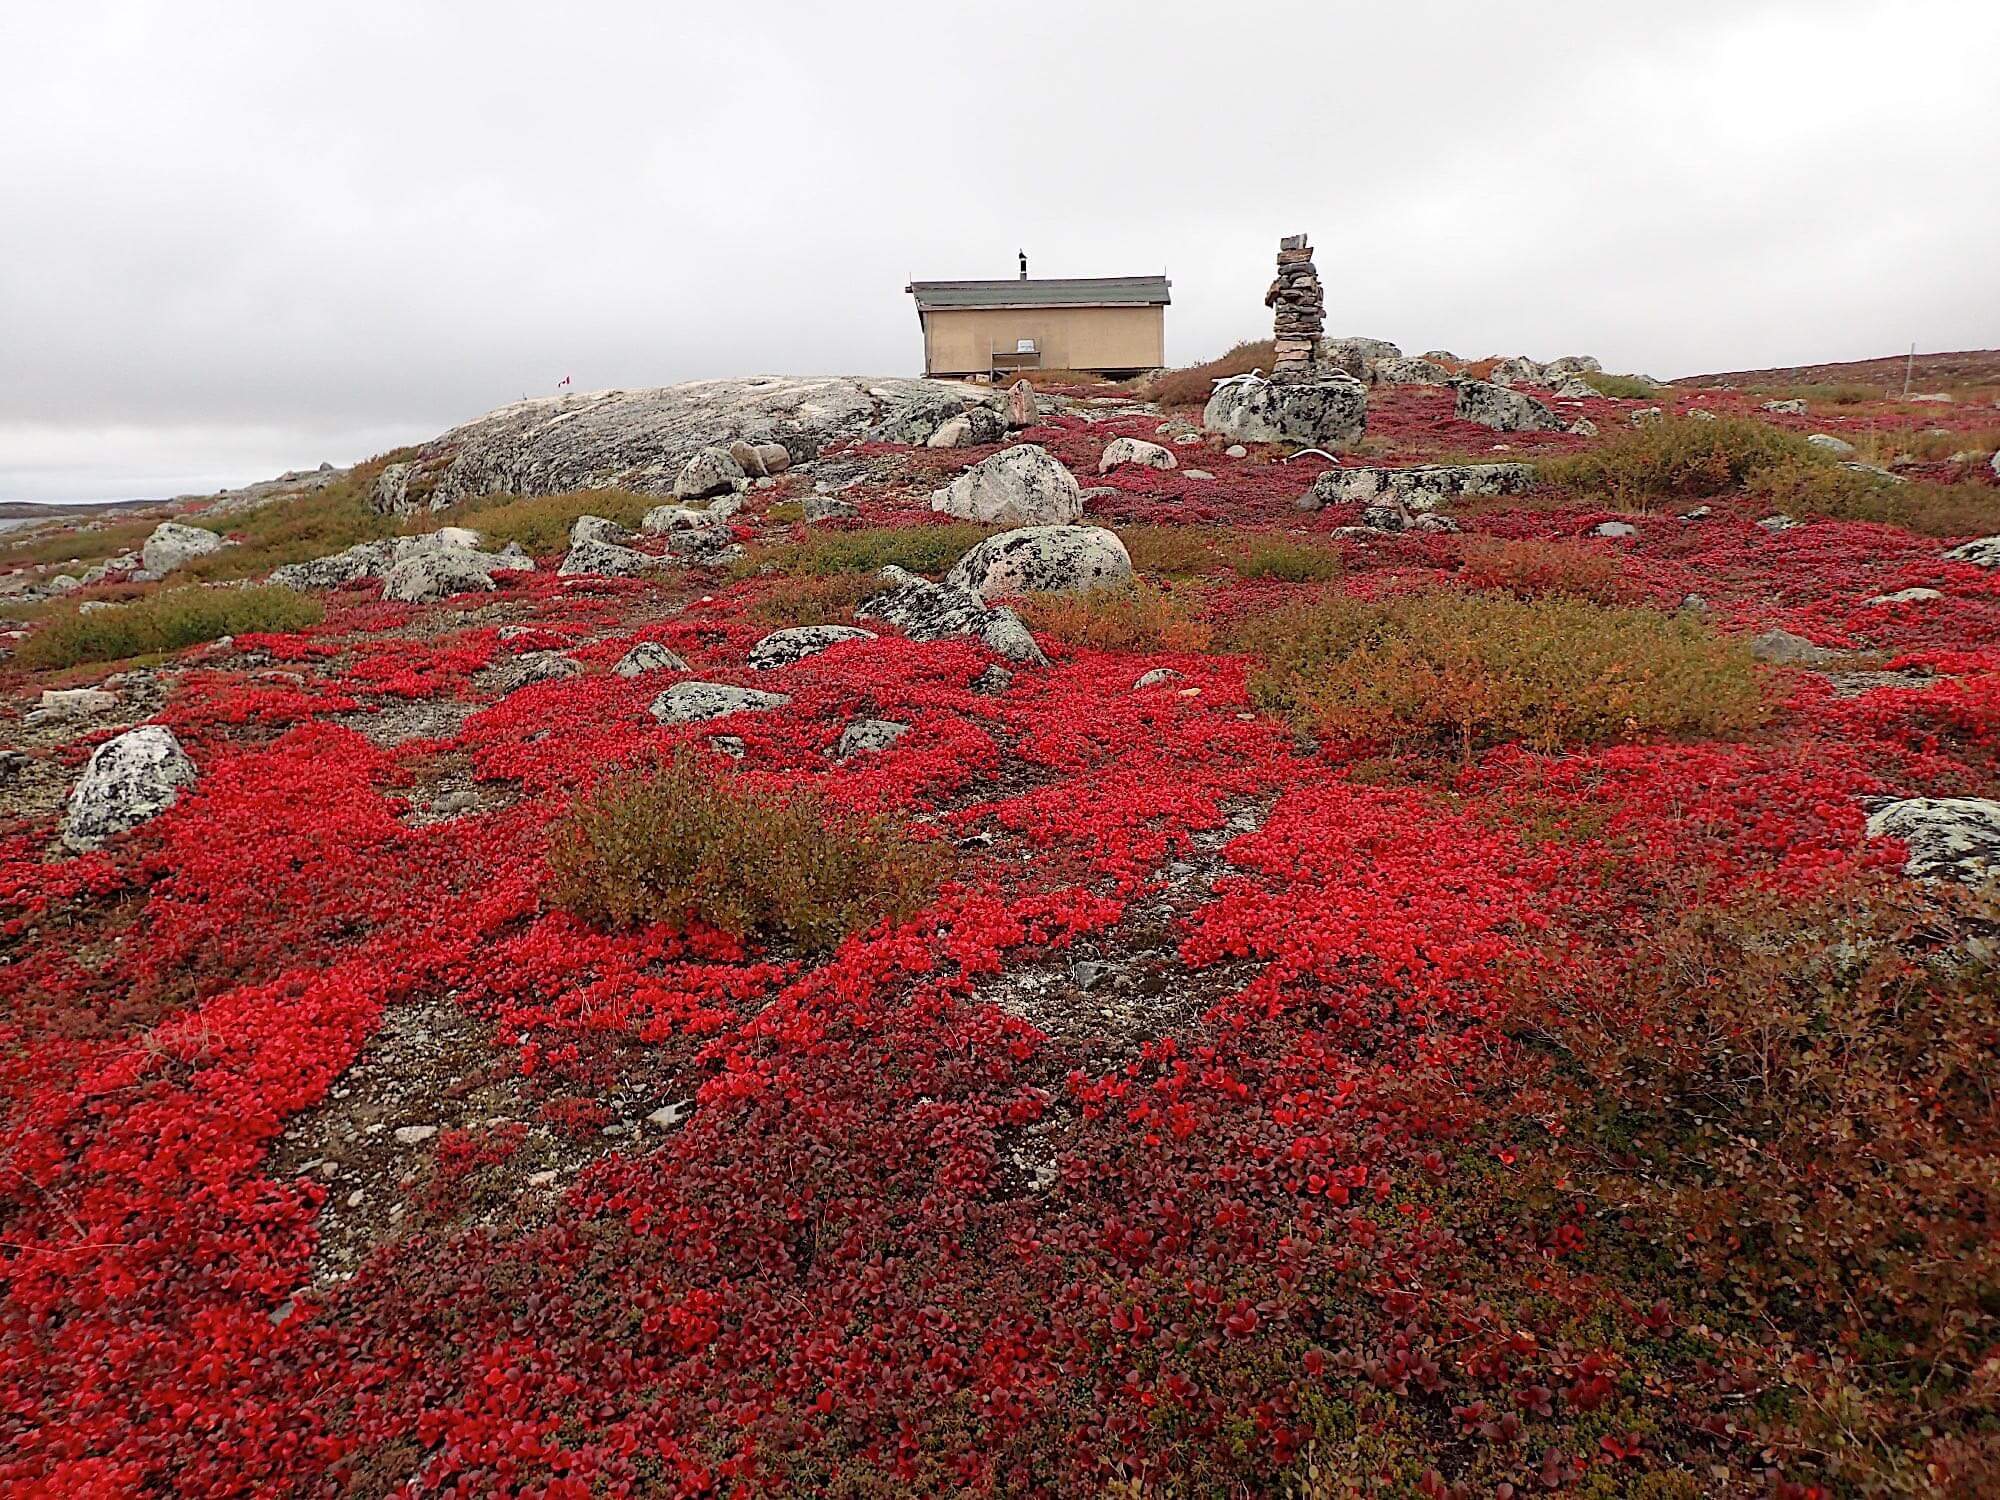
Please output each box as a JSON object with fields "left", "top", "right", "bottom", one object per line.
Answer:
{"left": 1537, "top": 415, "right": 1814, "bottom": 508}
{"left": 1575, "top": 371, "right": 1658, "bottom": 399}
{"left": 1747, "top": 461, "right": 2000, "bottom": 537}
{"left": 546, "top": 754, "right": 951, "bottom": 952}
{"left": 1014, "top": 368, "right": 1110, "bottom": 389}
{"left": 1839, "top": 424, "right": 2000, "bottom": 465}
{"left": 1236, "top": 589, "right": 1767, "bottom": 755}
{"left": 16, "top": 585, "right": 324, "bottom": 670}
{"left": 0, "top": 515, "right": 156, "bottom": 570}
{"left": 1455, "top": 535, "right": 1625, "bottom": 603}
{"left": 740, "top": 524, "right": 995, "bottom": 580}
{"left": 1750, "top": 381, "right": 1881, "bottom": 405}
{"left": 746, "top": 572, "right": 880, "bottom": 626}
{"left": 424, "top": 489, "right": 661, "bottom": 558}
{"left": 1231, "top": 536, "right": 1344, "bottom": 583}
{"left": 1016, "top": 580, "right": 1213, "bottom": 653}
{"left": 1520, "top": 885, "right": 2000, "bottom": 1492}
{"left": 1138, "top": 339, "right": 1274, "bottom": 408}
{"left": 182, "top": 462, "right": 409, "bottom": 581}
{"left": 1116, "top": 525, "right": 1232, "bottom": 579}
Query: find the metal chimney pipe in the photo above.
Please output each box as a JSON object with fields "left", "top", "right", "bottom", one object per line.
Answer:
{"left": 1019, "top": 249, "right": 1027, "bottom": 280}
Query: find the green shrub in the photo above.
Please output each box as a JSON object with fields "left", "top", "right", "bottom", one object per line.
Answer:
{"left": 1116, "top": 525, "right": 1232, "bottom": 579}
{"left": 1576, "top": 372, "right": 1658, "bottom": 399}
{"left": 424, "top": 489, "right": 661, "bottom": 557}
{"left": 740, "top": 524, "right": 994, "bottom": 580}
{"left": 1750, "top": 381, "right": 1880, "bottom": 405}
{"left": 1236, "top": 590, "right": 1767, "bottom": 755}
{"left": 1537, "top": 415, "right": 1814, "bottom": 508}
{"left": 546, "top": 754, "right": 951, "bottom": 952}
{"left": 1016, "top": 581, "right": 1213, "bottom": 653}
{"left": 1747, "top": 462, "right": 2000, "bottom": 537}
{"left": 17, "top": 585, "right": 324, "bottom": 670}
{"left": 1232, "top": 536, "right": 1344, "bottom": 582}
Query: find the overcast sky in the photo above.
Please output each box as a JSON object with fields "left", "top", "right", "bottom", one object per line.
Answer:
{"left": 3, "top": 0, "right": 1996, "bottom": 503}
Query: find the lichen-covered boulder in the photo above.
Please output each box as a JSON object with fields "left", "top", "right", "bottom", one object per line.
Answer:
{"left": 569, "top": 514, "right": 631, "bottom": 546}
{"left": 1204, "top": 373, "right": 1367, "bottom": 448}
{"left": 614, "top": 641, "right": 689, "bottom": 677}
{"left": 1369, "top": 357, "right": 1451, "bottom": 387}
{"left": 1006, "top": 379, "right": 1039, "bottom": 428}
{"left": 926, "top": 406, "right": 1007, "bottom": 450}
{"left": 1303, "top": 462, "right": 1534, "bottom": 513}
{"left": 380, "top": 548, "right": 530, "bottom": 603}
{"left": 1453, "top": 380, "right": 1564, "bottom": 433}
{"left": 748, "top": 624, "right": 877, "bottom": 669}
{"left": 558, "top": 539, "right": 669, "bottom": 578}
{"left": 1806, "top": 433, "right": 1857, "bottom": 458}
{"left": 1762, "top": 398, "right": 1808, "bottom": 415}
{"left": 673, "top": 447, "right": 746, "bottom": 500}
{"left": 1099, "top": 437, "right": 1177, "bottom": 473}
{"left": 272, "top": 530, "right": 494, "bottom": 590}
{"left": 856, "top": 566, "right": 1048, "bottom": 666}
{"left": 648, "top": 681, "right": 791, "bottom": 724}
{"left": 1543, "top": 355, "right": 1603, "bottom": 377}
{"left": 727, "top": 439, "right": 792, "bottom": 477}
{"left": 944, "top": 526, "right": 1133, "bottom": 600}
{"left": 141, "top": 521, "right": 227, "bottom": 575}
{"left": 929, "top": 445, "right": 1084, "bottom": 527}
{"left": 1486, "top": 357, "right": 1546, "bottom": 388}
{"left": 486, "top": 651, "right": 582, "bottom": 695}
{"left": 62, "top": 725, "right": 196, "bottom": 852}
{"left": 1864, "top": 797, "right": 2000, "bottom": 883}
{"left": 371, "top": 461, "right": 418, "bottom": 514}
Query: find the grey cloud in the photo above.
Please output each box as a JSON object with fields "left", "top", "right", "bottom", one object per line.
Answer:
{"left": 2, "top": 0, "right": 1996, "bottom": 500}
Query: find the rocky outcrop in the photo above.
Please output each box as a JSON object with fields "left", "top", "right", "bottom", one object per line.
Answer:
{"left": 1864, "top": 797, "right": 2000, "bottom": 883}
{"left": 141, "top": 521, "right": 227, "bottom": 575}
{"left": 674, "top": 447, "right": 746, "bottom": 500}
{"left": 62, "top": 725, "right": 197, "bottom": 852}
{"left": 371, "top": 462, "right": 418, "bottom": 515}
{"left": 1302, "top": 462, "right": 1534, "bottom": 513}
{"left": 381, "top": 547, "right": 532, "bottom": 603}
{"left": 485, "top": 651, "right": 582, "bottom": 695}
{"left": 271, "top": 530, "right": 494, "bottom": 591}
{"left": 926, "top": 407, "right": 1007, "bottom": 450}
{"left": 929, "top": 445, "right": 1084, "bottom": 527}
{"left": 944, "top": 526, "right": 1133, "bottom": 599}
{"left": 1099, "top": 437, "right": 1177, "bottom": 473}
{"left": 407, "top": 377, "right": 1001, "bottom": 505}
{"left": 748, "top": 625, "right": 876, "bottom": 669}
{"left": 1204, "top": 373, "right": 1367, "bottom": 448}
{"left": 558, "top": 539, "right": 669, "bottom": 578}
{"left": 569, "top": 514, "right": 631, "bottom": 546}
{"left": 856, "top": 566, "right": 1047, "bottom": 665}
{"left": 648, "top": 681, "right": 792, "bottom": 724}
{"left": 1762, "top": 399, "right": 1808, "bottom": 415}
{"left": 1452, "top": 380, "right": 1564, "bottom": 433}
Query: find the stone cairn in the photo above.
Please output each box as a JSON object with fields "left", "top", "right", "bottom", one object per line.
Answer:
{"left": 1265, "top": 234, "right": 1324, "bottom": 383}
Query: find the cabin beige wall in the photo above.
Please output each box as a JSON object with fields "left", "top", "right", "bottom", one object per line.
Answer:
{"left": 920, "top": 304, "right": 1164, "bottom": 376}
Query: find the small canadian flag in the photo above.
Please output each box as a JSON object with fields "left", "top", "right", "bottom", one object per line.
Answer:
{"left": 558, "top": 375, "right": 572, "bottom": 388}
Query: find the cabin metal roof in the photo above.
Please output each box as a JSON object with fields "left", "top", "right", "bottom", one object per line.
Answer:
{"left": 906, "top": 275, "right": 1172, "bottom": 312}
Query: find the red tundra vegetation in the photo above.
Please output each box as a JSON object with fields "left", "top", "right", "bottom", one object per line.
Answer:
{"left": 2, "top": 384, "right": 1999, "bottom": 1498}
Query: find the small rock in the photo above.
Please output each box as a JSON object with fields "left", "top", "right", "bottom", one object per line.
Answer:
{"left": 673, "top": 447, "right": 746, "bottom": 499}
{"left": 1133, "top": 668, "right": 1182, "bottom": 689}
{"left": 1762, "top": 399, "right": 1807, "bottom": 415}
{"left": 929, "top": 444, "right": 1084, "bottom": 527}
{"left": 801, "top": 495, "right": 858, "bottom": 522}
{"left": 1750, "top": 628, "right": 1842, "bottom": 666}
{"left": 646, "top": 1101, "right": 693, "bottom": 1130}
{"left": 140, "top": 521, "right": 227, "bottom": 575}
{"left": 1864, "top": 587, "right": 1943, "bottom": 606}
{"left": 1006, "top": 378, "right": 1039, "bottom": 428}
{"left": 614, "top": 641, "right": 689, "bottom": 677}
{"left": 1806, "top": 433, "right": 1856, "bottom": 458}
{"left": 1864, "top": 797, "right": 2000, "bottom": 884}
{"left": 393, "top": 1125, "right": 438, "bottom": 1145}
{"left": 944, "top": 526, "right": 1134, "bottom": 599}
{"left": 558, "top": 539, "right": 669, "bottom": 578}
{"left": 62, "top": 725, "right": 197, "bottom": 853}
{"left": 1099, "top": 437, "right": 1177, "bottom": 473}
{"left": 1680, "top": 505, "right": 1713, "bottom": 521}
{"left": 1591, "top": 520, "right": 1638, "bottom": 538}
{"left": 1453, "top": 380, "right": 1564, "bottom": 434}
{"left": 1943, "top": 535, "right": 2000, "bottom": 568}
{"left": 38, "top": 687, "right": 118, "bottom": 717}
{"left": 972, "top": 664, "right": 1013, "bottom": 695}
{"left": 1756, "top": 514, "right": 1801, "bottom": 533}
{"left": 1628, "top": 406, "right": 1664, "bottom": 425}
{"left": 833, "top": 718, "right": 908, "bottom": 758}
{"left": 527, "top": 1170, "right": 559, "bottom": 1188}
{"left": 568, "top": 513, "right": 631, "bottom": 546}
{"left": 1224, "top": 444, "right": 1248, "bottom": 458}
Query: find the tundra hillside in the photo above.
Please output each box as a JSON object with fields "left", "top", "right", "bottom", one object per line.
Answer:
{"left": 3, "top": 351, "right": 1999, "bottom": 1498}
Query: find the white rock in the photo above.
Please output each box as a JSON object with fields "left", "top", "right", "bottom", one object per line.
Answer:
{"left": 1944, "top": 536, "right": 2000, "bottom": 568}
{"left": 394, "top": 1125, "right": 438, "bottom": 1145}
{"left": 944, "top": 526, "right": 1133, "bottom": 599}
{"left": 1806, "top": 433, "right": 1857, "bottom": 459}
{"left": 748, "top": 625, "right": 876, "bottom": 669}
{"left": 1591, "top": 521, "right": 1638, "bottom": 538}
{"left": 1098, "top": 437, "right": 1177, "bottom": 473}
{"left": 62, "top": 725, "right": 196, "bottom": 852}
{"left": 1224, "top": 444, "right": 1248, "bottom": 458}
{"left": 833, "top": 718, "right": 908, "bottom": 758}
{"left": 1134, "top": 668, "right": 1182, "bottom": 689}
{"left": 674, "top": 446, "right": 746, "bottom": 499}
{"left": 1762, "top": 399, "right": 1808, "bottom": 415}
{"left": 648, "top": 681, "right": 791, "bottom": 724}
{"left": 928, "top": 444, "right": 1084, "bottom": 527}
{"left": 614, "top": 641, "right": 689, "bottom": 677}
{"left": 569, "top": 514, "right": 630, "bottom": 546}
{"left": 1864, "top": 587, "right": 1943, "bottom": 606}
{"left": 140, "top": 521, "right": 227, "bottom": 575}
{"left": 381, "top": 549, "right": 526, "bottom": 603}
{"left": 39, "top": 688, "right": 118, "bottom": 717}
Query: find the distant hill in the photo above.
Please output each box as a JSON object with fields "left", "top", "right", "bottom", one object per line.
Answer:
{"left": 0, "top": 497, "right": 161, "bottom": 521}
{"left": 1674, "top": 348, "right": 2000, "bottom": 392}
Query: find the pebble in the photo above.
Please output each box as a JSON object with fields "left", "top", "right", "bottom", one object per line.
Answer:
{"left": 393, "top": 1124, "right": 438, "bottom": 1145}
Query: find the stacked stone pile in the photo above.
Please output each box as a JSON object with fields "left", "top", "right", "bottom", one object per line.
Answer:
{"left": 1265, "top": 234, "right": 1325, "bottom": 382}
